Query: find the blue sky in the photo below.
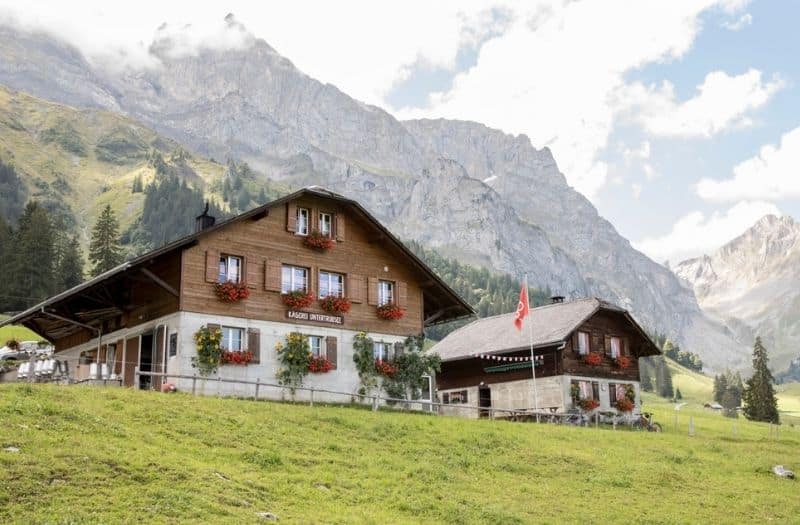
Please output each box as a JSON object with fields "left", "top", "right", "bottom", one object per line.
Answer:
{"left": 1, "top": 0, "right": 797, "bottom": 264}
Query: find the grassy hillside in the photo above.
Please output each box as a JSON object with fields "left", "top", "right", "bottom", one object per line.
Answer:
{"left": 1, "top": 385, "right": 799, "bottom": 524}
{"left": 668, "top": 360, "right": 714, "bottom": 402}
{"left": 0, "top": 314, "right": 41, "bottom": 343}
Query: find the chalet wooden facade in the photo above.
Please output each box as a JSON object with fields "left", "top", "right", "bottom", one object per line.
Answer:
{"left": 431, "top": 298, "right": 660, "bottom": 417}
{"left": 1, "top": 187, "right": 472, "bottom": 400}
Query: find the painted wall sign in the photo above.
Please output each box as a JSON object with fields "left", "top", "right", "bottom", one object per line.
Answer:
{"left": 286, "top": 310, "right": 344, "bottom": 325}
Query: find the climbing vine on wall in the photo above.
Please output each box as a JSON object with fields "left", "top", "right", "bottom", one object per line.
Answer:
{"left": 275, "top": 332, "right": 311, "bottom": 392}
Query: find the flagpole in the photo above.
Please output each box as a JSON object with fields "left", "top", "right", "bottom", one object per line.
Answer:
{"left": 525, "top": 274, "right": 539, "bottom": 416}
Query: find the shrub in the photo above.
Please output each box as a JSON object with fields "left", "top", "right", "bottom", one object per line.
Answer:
{"left": 275, "top": 332, "right": 311, "bottom": 390}
{"left": 192, "top": 326, "right": 222, "bottom": 376}
{"left": 281, "top": 291, "right": 314, "bottom": 309}
{"left": 319, "top": 295, "right": 352, "bottom": 314}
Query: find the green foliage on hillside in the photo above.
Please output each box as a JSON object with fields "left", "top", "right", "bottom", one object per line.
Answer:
{"left": 1, "top": 385, "right": 799, "bottom": 523}
{"left": 40, "top": 119, "right": 87, "bottom": 156}
{"left": 89, "top": 204, "right": 124, "bottom": 276}
{"left": 0, "top": 158, "right": 26, "bottom": 223}
{"left": 406, "top": 240, "right": 550, "bottom": 340}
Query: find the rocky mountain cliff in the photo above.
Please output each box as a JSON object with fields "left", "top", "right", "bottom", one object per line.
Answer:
{"left": 675, "top": 215, "right": 800, "bottom": 372}
{"left": 0, "top": 20, "right": 747, "bottom": 370}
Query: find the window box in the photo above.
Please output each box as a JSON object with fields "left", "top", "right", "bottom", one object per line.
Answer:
{"left": 579, "top": 398, "right": 600, "bottom": 412}
{"left": 303, "top": 229, "right": 334, "bottom": 251}
{"left": 584, "top": 351, "right": 603, "bottom": 366}
{"left": 376, "top": 303, "right": 404, "bottom": 320}
{"left": 221, "top": 350, "right": 254, "bottom": 365}
{"left": 213, "top": 281, "right": 250, "bottom": 303}
{"left": 319, "top": 295, "right": 352, "bottom": 314}
{"left": 614, "top": 355, "right": 632, "bottom": 369}
{"left": 281, "top": 291, "right": 315, "bottom": 309}
{"left": 375, "top": 359, "right": 397, "bottom": 377}
{"left": 615, "top": 398, "right": 634, "bottom": 413}
{"left": 308, "top": 355, "right": 334, "bottom": 373}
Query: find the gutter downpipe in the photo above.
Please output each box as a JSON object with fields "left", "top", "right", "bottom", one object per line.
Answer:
{"left": 39, "top": 308, "right": 103, "bottom": 379}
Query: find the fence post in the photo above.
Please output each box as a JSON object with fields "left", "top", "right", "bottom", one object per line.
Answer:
{"left": 217, "top": 376, "right": 222, "bottom": 397}
{"left": 192, "top": 374, "right": 197, "bottom": 396}
{"left": 310, "top": 389, "right": 315, "bottom": 407}
{"left": 595, "top": 412, "right": 599, "bottom": 429}
{"left": 688, "top": 416, "right": 695, "bottom": 437}
{"left": 372, "top": 396, "right": 378, "bottom": 411}
{"left": 134, "top": 366, "right": 140, "bottom": 390}
{"left": 254, "top": 379, "right": 260, "bottom": 401}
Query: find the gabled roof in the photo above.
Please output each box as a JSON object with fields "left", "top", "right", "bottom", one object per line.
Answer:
{"left": 1, "top": 186, "right": 474, "bottom": 338}
{"left": 431, "top": 297, "right": 660, "bottom": 361}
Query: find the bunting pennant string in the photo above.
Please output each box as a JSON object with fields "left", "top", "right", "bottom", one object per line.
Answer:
{"left": 470, "top": 353, "right": 544, "bottom": 364}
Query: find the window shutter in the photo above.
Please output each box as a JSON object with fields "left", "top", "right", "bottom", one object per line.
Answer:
{"left": 248, "top": 328, "right": 261, "bottom": 364}
{"left": 326, "top": 336, "right": 338, "bottom": 370}
{"left": 394, "top": 341, "right": 405, "bottom": 359}
{"left": 335, "top": 213, "right": 345, "bottom": 242}
{"left": 265, "top": 259, "right": 282, "bottom": 292}
{"left": 622, "top": 337, "right": 629, "bottom": 356}
{"left": 245, "top": 257, "right": 260, "bottom": 289}
{"left": 604, "top": 335, "right": 611, "bottom": 357}
{"left": 348, "top": 274, "right": 364, "bottom": 303}
{"left": 115, "top": 339, "right": 124, "bottom": 375}
{"left": 367, "top": 277, "right": 379, "bottom": 306}
{"left": 571, "top": 332, "right": 579, "bottom": 354}
{"left": 287, "top": 202, "right": 297, "bottom": 233}
{"left": 205, "top": 249, "right": 219, "bottom": 283}
{"left": 397, "top": 281, "right": 408, "bottom": 307}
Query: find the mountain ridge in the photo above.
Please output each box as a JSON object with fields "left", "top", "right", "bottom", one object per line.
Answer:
{"left": 0, "top": 19, "right": 748, "bottom": 371}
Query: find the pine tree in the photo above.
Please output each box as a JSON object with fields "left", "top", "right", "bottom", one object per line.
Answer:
{"left": 56, "top": 236, "right": 84, "bottom": 291}
{"left": 656, "top": 357, "right": 674, "bottom": 399}
{"left": 713, "top": 373, "right": 728, "bottom": 404}
{"left": 742, "top": 337, "right": 779, "bottom": 423}
{"left": 0, "top": 215, "right": 12, "bottom": 310}
{"left": 8, "top": 202, "right": 56, "bottom": 309}
{"left": 89, "top": 205, "right": 124, "bottom": 276}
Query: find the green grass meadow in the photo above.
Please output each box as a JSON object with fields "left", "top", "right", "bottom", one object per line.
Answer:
{"left": 1, "top": 384, "right": 799, "bottom": 524}
{"left": 0, "top": 316, "right": 41, "bottom": 345}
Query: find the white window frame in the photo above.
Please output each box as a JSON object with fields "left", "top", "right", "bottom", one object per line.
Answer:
{"left": 221, "top": 326, "right": 244, "bottom": 351}
{"left": 378, "top": 280, "right": 394, "bottom": 306}
{"left": 296, "top": 207, "right": 309, "bottom": 236}
{"left": 319, "top": 271, "right": 345, "bottom": 298}
{"left": 610, "top": 336, "right": 621, "bottom": 358}
{"left": 218, "top": 255, "right": 243, "bottom": 283}
{"left": 309, "top": 335, "right": 324, "bottom": 357}
{"left": 577, "top": 331, "right": 590, "bottom": 356}
{"left": 106, "top": 344, "right": 116, "bottom": 367}
{"left": 281, "top": 265, "right": 309, "bottom": 293}
{"left": 373, "top": 342, "right": 390, "bottom": 361}
{"left": 319, "top": 212, "right": 332, "bottom": 237}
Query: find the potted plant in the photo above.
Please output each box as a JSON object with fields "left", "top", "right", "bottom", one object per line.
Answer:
{"left": 214, "top": 281, "right": 250, "bottom": 303}
{"left": 614, "top": 355, "right": 632, "bottom": 369}
{"left": 376, "top": 303, "right": 404, "bottom": 320}
{"left": 308, "top": 355, "right": 334, "bottom": 373}
{"left": 584, "top": 351, "right": 603, "bottom": 366}
{"left": 221, "top": 350, "right": 254, "bottom": 365}
{"left": 319, "top": 295, "right": 352, "bottom": 315}
{"left": 303, "top": 229, "right": 335, "bottom": 251}
{"left": 281, "top": 290, "right": 315, "bottom": 309}
{"left": 375, "top": 359, "right": 398, "bottom": 377}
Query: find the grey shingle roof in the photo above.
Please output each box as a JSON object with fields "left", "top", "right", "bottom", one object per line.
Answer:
{"left": 432, "top": 297, "right": 626, "bottom": 361}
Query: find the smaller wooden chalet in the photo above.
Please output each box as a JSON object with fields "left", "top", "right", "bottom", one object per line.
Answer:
{"left": 431, "top": 297, "right": 660, "bottom": 417}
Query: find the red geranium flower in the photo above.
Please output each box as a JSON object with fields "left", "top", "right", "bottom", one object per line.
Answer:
{"left": 584, "top": 352, "right": 603, "bottom": 366}
{"left": 303, "top": 230, "right": 335, "bottom": 251}
{"left": 214, "top": 281, "right": 250, "bottom": 303}
{"left": 319, "top": 295, "right": 352, "bottom": 314}
{"left": 376, "top": 303, "right": 404, "bottom": 320}
{"left": 281, "top": 291, "right": 315, "bottom": 309}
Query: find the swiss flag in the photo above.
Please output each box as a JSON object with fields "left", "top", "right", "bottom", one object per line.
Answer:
{"left": 513, "top": 283, "right": 529, "bottom": 331}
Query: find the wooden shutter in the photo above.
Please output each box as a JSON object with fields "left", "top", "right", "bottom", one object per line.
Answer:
{"left": 205, "top": 250, "right": 219, "bottom": 283}
{"left": 265, "top": 259, "right": 282, "bottom": 292}
{"left": 394, "top": 341, "right": 405, "bottom": 359}
{"left": 245, "top": 257, "right": 259, "bottom": 289}
{"left": 397, "top": 281, "right": 408, "bottom": 307}
{"left": 286, "top": 202, "right": 297, "bottom": 232}
{"left": 348, "top": 274, "right": 364, "bottom": 303}
{"left": 335, "top": 213, "right": 345, "bottom": 242}
{"left": 248, "top": 328, "right": 261, "bottom": 364}
{"left": 622, "top": 337, "right": 629, "bottom": 356}
{"left": 326, "top": 336, "right": 338, "bottom": 370}
{"left": 367, "top": 277, "right": 379, "bottom": 306}
{"left": 604, "top": 335, "right": 611, "bottom": 357}
{"left": 115, "top": 339, "right": 124, "bottom": 375}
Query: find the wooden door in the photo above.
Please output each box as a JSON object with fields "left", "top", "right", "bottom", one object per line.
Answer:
{"left": 123, "top": 336, "right": 140, "bottom": 387}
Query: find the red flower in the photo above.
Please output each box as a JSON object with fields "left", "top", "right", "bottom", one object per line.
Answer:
{"left": 579, "top": 398, "right": 600, "bottom": 412}
{"left": 214, "top": 281, "right": 250, "bottom": 303}
{"left": 281, "top": 291, "right": 315, "bottom": 309}
{"left": 376, "top": 303, "right": 404, "bottom": 320}
{"left": 307, "top": 355, "right": 334, "bottom": 373}
{"left": 584, "top": 352, "right": 603, "bottom": 366}
{"left": 615, "top": 398, "right": 634, "bottom": 412}
{"left": 614, "top": 355, "right": 632, "bottom": 369}
{"left": 319, "top": 295, "right": 352, "bottom": 314}
{"left": 221, "top": 350, "right": 254, "bottom": 365}
{"left": 303, "top": 230, "right": 335, "bottom": 251}
{"left": 374, "top": 360, "right": 397, "bottom": 377}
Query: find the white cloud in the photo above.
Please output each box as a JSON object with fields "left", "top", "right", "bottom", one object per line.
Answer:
{"left": 622, "top": 69, "right": 783, "bottom": 138}
{"left": 631, "top": 183, "right": 643, "bottom": 200}
{"left": 696, "top": 126, "right": 800, "bottom": 202}
{"left": 722, "top": 12, "right": 752, "bottom": 30}
{"left": 634, "top": 200, "right": 781, "bottom": 263}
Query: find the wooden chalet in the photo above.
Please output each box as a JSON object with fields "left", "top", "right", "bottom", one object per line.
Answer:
{"left": 431, "top": 297, "right": 660, "bottom": 417}
{"left": 1, "top": 187, "right": 472, "bottom": 400}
